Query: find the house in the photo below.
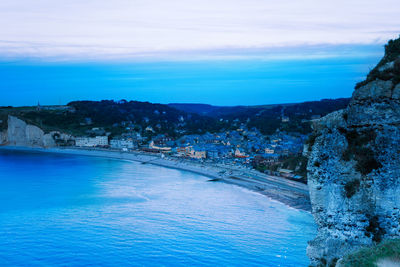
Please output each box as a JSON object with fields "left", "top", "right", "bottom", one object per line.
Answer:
{"left": 191, "top": 150, "right": 206, "bottom": 159}
{"left": 206, "top": 149, "right": 219, "bottom": 159}
{"left": 234, "top": 148, "right": 248, "bottom": 158}
{"left": 265, "top": 147, "right": 275, "bottom": 154}
{"left": 176, "top": 146, "right": 192, "bottom": 157}
{"left": 152, "top": 134, "right": 173, "bottom": 146}
{"left": 145, "top": 126, "right": 155, "bottom": 133}
{"left": 190, "top": 146, "right": 207, "bottom": 159}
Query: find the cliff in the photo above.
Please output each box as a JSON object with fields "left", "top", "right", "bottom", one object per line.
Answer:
{"left": 0, "top": 130, "right": 7, "bottom": 144}
{"left": 307, "top": 37, "right": 400, "bottom": 266}
{"left": 2, "top": 115, "right": 72, "bottom": 148}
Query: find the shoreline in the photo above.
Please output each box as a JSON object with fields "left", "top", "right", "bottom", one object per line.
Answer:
{"left": 0, "top": 146, "right": 311, "bottom": 212}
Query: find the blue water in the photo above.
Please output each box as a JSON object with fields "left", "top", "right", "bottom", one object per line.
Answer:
{"left": 0, "top": 149, "right": 316, "bottom": 266}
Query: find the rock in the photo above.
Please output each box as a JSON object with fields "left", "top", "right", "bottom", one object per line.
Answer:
{"left": 378, "top": 61, "right": 395, "bottom": 72}
{"left": 43, "top": 133, "right": 56, "bottom": 147}
{"left": 347, "top": 79, "right": 400, "bottom": 127}
{"left": 352, "top": 79, "right": 393, "bottom": 101}
{"left": 311, "top": 110, "right": 347, "bottom": 132}
{"left": 392, "top": 83, "right": 400, "bottom": 100}
{"left": 307, "top": 37, "right": 400, "bottom": 266}
{"left": 0, "top": 130, "right": 7, "bottom": 144}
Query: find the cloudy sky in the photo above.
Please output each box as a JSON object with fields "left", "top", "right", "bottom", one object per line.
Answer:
{"left": 0, "top": 0, "right": 399, "bottom": 60}
{"left": 0, "top": 0, "right": 399, "bottom": 106}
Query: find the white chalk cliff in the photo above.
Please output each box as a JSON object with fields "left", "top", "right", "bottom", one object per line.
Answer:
{"left": 2, "top": 115, "right": 72, "bottom": 148}
{"left": 307, "top": 37, "right": 400, "bottom": 266}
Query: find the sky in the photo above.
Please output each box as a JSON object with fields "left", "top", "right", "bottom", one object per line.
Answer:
{"left": 0, "top": 0, "right": 399, "bottom": 106}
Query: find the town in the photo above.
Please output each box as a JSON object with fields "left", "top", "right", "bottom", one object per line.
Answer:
{"left": 72, "top": 124, "right": 309, "bottom": 183}
{"left": 1, "top": 98, "right": 351, "bottom": 184}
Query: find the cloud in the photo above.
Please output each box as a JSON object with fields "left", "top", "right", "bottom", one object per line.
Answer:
{"left": 0, "top": 0, "right": 399, "bottom": 60}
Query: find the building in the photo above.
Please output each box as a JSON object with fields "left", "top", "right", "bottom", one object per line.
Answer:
{"left": 148, "top": 141, "right": 172, "bottom": 153}
{"left": 190, "top": 146, "right": 207, "bottom": 159}
{"left": 234, "top": 148, "right": 248, "bottom": 158}
{"left": 278, "top": 168, "right": 294, "bottom": 178}
{"left": 265, "top": 147, "right": 275, "bottom": 154}
{"left": 110, "top": 138, "right": 136, "bottom": 150}
{"left": 206, "top": 149, "right": 219, "bottom": 159}
{"left": 176, "top": 146, "right": 192, "bottom": 157}
{"left": 75, "top": 136, "right": 108, "bottom": 147}
{"left": 145, "top": 126, "right": 155, "bottom": 133}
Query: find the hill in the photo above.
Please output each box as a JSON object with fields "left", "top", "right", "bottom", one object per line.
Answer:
{"left": 1, "top": 97, "right": 350, "bottom": 138}
{"left": 167, "top": 103, "right": 223, "bottom": 115}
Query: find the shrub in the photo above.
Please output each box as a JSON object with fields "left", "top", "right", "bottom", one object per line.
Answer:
{"left": 342, "top": 112, "right": 348, "bottom": 122}
{"left": 341, "top": 129, "right": 381, "bottom": 175}
{"left": 366, "top": 216, "right": 386, "bottom": 243}
{"left": 393, "top": 59, "right": 400, "bottom": 85}
{"left": 355, "top": 36, "right": 400, "bottom": 89}
{"left": 355, "top": 147, "right": 382, "bottom": 175}
{"left": 306, "top": 133, "right": 319, "bottom": 151}
{"left": 344, "top": 179, "right": 360, "bottom": 198}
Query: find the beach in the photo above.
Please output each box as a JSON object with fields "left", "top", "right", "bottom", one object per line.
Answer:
{"left": 0, "top": 146, "right": 311, "bottom": 211}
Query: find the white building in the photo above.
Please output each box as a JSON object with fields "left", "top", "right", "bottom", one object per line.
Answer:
{"left": 234, "top": 148, "right": 247, "bottom": 158}
{"left": 145, "top": 126, "right": 155, "bottom": 133}
{"left": 189, "top": 147, "right": 206, "bottom": 159}
{"left": 110, "top": 138, "right": 135, "bottom": 149}
{"left": 265, "top": 147, "right": 275, "bottom": 154}
{"left": 282, "top": 116, "right": 290, "bottom": 122}
{"left": 75, "top": 136, "right": 108, "bottom": 147}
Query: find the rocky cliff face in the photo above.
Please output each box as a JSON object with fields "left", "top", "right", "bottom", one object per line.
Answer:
{"left": 0, "top": 130, "right": 7, "bottom": 144}
{"left": 307, "top": 37, "right": 400, "bottom": 266}
{"left": 5, "top": 115, "right": 59, "bottom": 147}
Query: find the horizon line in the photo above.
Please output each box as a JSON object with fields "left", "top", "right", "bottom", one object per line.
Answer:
{"left": 2, "top": 96, "right": 352, "bottom": 109}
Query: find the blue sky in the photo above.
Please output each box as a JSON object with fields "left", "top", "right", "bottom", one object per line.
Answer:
{"left": 0, "top": 0, "right": 399, "bottom": 106}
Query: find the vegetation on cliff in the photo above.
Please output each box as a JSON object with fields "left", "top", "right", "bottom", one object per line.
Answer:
{"left": 356, "top": 36, "right": 400, "bottom": 89}
{"left": 339, "top": 239, "right": 400, "bottom": 267}
{"left": 340, "top": 128, "right": 382, "bottom": 175}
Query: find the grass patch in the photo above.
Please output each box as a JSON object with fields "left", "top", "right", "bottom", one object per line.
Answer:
{"left": 339, "top": 239, "right": 400, "bottom": 267}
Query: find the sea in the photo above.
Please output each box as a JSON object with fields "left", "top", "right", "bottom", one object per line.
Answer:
{"left": 0, "top": 149, "right": 316, "bottom": 266}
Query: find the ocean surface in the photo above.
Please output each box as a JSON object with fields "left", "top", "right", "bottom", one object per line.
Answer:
{"left": 0, "top": 149, "right": 316, "bottom": 266}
